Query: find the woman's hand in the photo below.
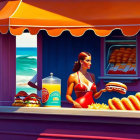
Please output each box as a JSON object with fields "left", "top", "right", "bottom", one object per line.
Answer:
{"left": 94, "top": 89, "right": 107, "bottom": 99}
{"left": 73, "top": 101, "right": 82, "bottom": 108}
{"left": 99, "top": 89, "right": 107, "bottom": 93}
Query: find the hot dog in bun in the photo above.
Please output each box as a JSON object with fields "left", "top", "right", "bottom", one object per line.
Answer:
{"left": 105, "top": 82, "right": 127, "bottom": 94}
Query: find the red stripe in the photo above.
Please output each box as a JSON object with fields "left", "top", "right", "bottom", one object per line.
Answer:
{"left": 0, "top": 131, "right": 138, "bottom": 140}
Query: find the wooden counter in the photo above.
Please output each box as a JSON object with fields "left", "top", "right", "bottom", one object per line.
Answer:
{"left": 0, "top": 106, "right": 140, "bottom": 140}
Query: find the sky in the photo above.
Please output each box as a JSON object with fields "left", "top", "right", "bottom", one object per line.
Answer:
{"left": 16, "top": 33, "right": 37, "bottom": 48}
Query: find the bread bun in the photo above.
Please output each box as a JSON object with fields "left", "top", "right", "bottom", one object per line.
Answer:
{"left": 128, "top": 95, "right": 140, "bottom": 110}
{"left": 126, "top": 48, "right": 132, "bottom": 51}
{"left": 135, "top": 92, "right": 140, "bottom": 101}
{"left": 108, "top": 93, "right": 140, "bottom": 111}
{"left": 117, "top": 53, "right": 123, "bottom": 57}
{"left": 23, "top": 94, "right": 41, "bottom": 107}
{"left": 116, "top": 57, "right": 121, "bottom": 60}
{"left": 111, "top": 98, "right": 126, "bottom": 110}
{"left": 116, "top": 60, "right": 121, "bottom": 63}
{"left": 109, "top": 59, "right": 116, "bottom": 63}
{"left": 12, "top": 103, "right": 25, "bottom": 107}
{"left": 121, "top": 98, "right": 136, "bottom": 110}
{"left": 108, "top": 99, "right": 116, "bottom": 110}
{"left": 24, "top": 104, "right": 41, "bottom": 107}
{"left": 120, "top": 48, "right": 125, "bottom": 50}
{"left": 125, "top": 50, "right": 131, "bottom": 54}
{"left": 12, "top": 91, "right": 28, "bottom": 106}
{"left": 110, "top": 55, "right": 116, "bottom": 59}
{"left": 114, "top": 49, "right": 120, "bottom": 52}
{"left": 123, "top": 54, "right": 129, "bottom": 57}
{"left": 15, "top": 91, "right": 28, "bottom": 97}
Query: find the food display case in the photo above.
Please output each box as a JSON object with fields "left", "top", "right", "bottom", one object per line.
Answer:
{"left": 105, "top": 37, "right": 136, "bottom": 75}
{"left": 102, "top": 36, "right": 138, "bottom": 83}
{"left": 99, "top": 34, "right": 140, "bottom": 91}
{"left": 106, "top": 45, "right": 136, "bottom": 75}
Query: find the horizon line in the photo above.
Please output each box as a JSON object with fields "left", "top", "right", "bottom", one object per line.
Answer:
{"left": 16, "top": 47, "right": 37, "bottom": 48}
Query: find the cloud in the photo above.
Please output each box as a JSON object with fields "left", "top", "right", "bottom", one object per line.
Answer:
{"left": 16, "top": 33, "right": 37, "bottom": 48}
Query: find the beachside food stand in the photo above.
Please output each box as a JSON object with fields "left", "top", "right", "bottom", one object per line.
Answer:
{"left": 1, "top": 0, "right": 140, "bottom": 139}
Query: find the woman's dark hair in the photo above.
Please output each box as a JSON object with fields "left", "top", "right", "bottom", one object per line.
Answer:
{"left": 73, "top": 52, "right": 91, "bottom": 72}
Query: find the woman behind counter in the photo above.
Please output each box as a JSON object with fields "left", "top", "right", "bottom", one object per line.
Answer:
{"left": 66, "top": 52, "right": 106, "bottom": 108}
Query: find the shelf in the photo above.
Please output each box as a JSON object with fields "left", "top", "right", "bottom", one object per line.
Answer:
{"left": 99, "top": 76, "right": 140, "bottom": 80}
{"left": 105, "top": 40, "right": 136, "bottom": 43}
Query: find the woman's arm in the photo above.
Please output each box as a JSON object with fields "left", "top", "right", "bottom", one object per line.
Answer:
{"left": 90, "top": 73, "right": 106, "bottom": 99}
{"left": 94, "top": 89, "right": 107, "bottom": 99}
{"left": 66, "top": 74, "right": 82, "bottom": 108}
{"left": 28, "top": 81, "right": 41, "bottom": 91}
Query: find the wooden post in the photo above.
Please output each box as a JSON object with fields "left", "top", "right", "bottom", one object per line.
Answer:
{"left": 37, "top": 32, "right": 42, "bottom": 98}
{"left": 0, "top": 33, "right": 16, "bottom": 106}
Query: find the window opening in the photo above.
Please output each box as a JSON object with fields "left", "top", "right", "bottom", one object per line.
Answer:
{"left": 16, "top": 33, "right": 37, "bottom": 95}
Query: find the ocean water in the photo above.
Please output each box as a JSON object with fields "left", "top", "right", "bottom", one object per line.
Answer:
{"left": 16, "top": 47, "right": 37, "bottom": 94}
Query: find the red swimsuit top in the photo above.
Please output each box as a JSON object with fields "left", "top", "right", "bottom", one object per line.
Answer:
{"left": 74, "top": 72, "right": 96, "bottom": 98}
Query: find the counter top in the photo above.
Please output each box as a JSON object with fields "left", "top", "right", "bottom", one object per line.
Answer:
{"left": 0, "top": 106, "right": 140, "bottom": 119}
{"left": 0, "top": 106, "right": 140, "bottom": 140}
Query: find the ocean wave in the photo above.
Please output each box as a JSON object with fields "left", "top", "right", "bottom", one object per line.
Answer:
{"left": 27, "top": 56, "right": 37, "bottom": 59}
{"left": 16, "top": 55, "right": 27, "bottom": 58}
{"left": 29, "top": 68, "right": 37, "bottom": 71}
{"left": 16, "top": 86, "right": 37, "bottom": 94}
{"left": 16, "top": 54, "right": 37, "bottom": 75}
{"left": 16, "top": 75, "right": 33, "bottom": 87}
{"left": 16, "top": 75, "right": 35, "bottom": 88}
{"left": 16, "top": 48, "right": 37, "bottom": 92}
{"left": 16, "top": 55, "right": 37, "bottom": 59}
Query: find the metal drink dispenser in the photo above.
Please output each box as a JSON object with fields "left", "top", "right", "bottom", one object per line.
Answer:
{"left": 42, "top": 73, "right": 61, "bottom": 107}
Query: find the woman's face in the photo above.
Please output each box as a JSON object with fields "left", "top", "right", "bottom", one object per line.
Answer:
{"left": 81, "top": 56, "right": 91, "bottom": 69}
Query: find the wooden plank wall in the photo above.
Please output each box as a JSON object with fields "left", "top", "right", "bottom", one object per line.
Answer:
{"left": 0, "top": 33, "right": 16, "bottom": 105}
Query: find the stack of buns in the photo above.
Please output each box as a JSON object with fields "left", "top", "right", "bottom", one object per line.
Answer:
{"left": 108, "top": 92, "right": 140, "bottom": 110}
{"left": 109, "top": 48, "right": 136, "bottom": 64}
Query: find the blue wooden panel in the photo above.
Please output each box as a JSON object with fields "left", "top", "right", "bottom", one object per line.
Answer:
{"left": 42, "top": 30, "right": 101, "bottom": 101}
